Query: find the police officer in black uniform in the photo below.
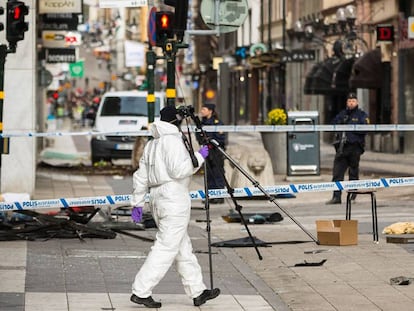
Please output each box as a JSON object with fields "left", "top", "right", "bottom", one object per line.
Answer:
{"left": 326, "top": 92, "right": 370, "bottom": 204}
{"left": 200, "top": 103, "right": 226, "bottom": 204}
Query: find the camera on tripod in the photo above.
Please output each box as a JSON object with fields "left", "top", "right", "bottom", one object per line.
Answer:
{"left": 176, "top": 105, "right": 195, "bottom": 119}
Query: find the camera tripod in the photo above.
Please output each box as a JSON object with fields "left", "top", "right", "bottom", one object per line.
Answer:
{"left": 180, "top": 108, "right": 319, "bottom": 288}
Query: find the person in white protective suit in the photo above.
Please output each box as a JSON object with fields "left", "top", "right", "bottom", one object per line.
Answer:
{"left": 129, "top": 105, "right": 220, "bottom": 308}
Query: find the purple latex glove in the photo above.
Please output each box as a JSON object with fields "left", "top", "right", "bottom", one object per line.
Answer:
{"left": 198, "top": 145, "right": 209, "bottom": 159}
{"left": 131, "top": 206, "right": 143, "bottom": 223}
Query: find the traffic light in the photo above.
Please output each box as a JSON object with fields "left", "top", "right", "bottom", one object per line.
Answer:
{"left": 155, "top": 11, "right": 174, "bottom": 47}
{"left": 164, "top": 0, "right": 188, "bottom": 42}
{"left": 6, "top": 0, "right": 29, "bottom": 48}
{"left": 0, "top": 7, "right": 4, "bottom": 32}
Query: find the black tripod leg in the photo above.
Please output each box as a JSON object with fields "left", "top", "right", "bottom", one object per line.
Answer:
{"left": 210, "top": 140, "right": 319, "bottom": 244}
{"left": 210, "top": 150, "right": 264, "bottom": 260}
{"left": 203, "top": 160, "right": 214, "bottom": 289}
{"left": 236, "top": 209, "right": 264, "bottom": 260}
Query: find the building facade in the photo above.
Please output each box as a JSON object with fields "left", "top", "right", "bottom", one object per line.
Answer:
{"left": 210, "top": 0, "right": 414, "bottom": 153}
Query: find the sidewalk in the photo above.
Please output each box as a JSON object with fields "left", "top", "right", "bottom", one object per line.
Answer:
{"left": 2, "top": 129, "right": 414, "bottom": 310}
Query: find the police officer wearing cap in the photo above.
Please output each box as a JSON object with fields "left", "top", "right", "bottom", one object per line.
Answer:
{"left": 200, "top": 103, "right": 227, "bottom": 204}
{"left": 326, "top": 92, "right": 370, "bottom": 205}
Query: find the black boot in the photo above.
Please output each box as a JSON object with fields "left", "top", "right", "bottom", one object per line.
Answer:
{"left": 193, "top": 288, "right": 220, "bottom": 306}
{"left": 326, "top": 191, "right": 341, "bottom": 205}
{"left": 130, "top": 294, "right": 161, "bottom": 308}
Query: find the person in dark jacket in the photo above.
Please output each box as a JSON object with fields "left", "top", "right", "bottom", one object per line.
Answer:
{"left": 200, "top": 103, "right": 227, "bottom": 204}
{"left": 326, "top": 92, "right": 370, "bottom": 204}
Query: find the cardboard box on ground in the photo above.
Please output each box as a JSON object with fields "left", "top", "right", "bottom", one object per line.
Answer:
{"left": 316, "top": 220, "right": 358, "bottom": 246}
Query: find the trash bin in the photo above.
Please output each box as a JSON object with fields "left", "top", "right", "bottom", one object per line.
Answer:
{"left": 287, "top": 111, "right": 320, "bottom": 176}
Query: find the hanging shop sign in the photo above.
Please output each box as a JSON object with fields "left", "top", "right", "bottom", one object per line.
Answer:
{"left": 69, "top": 60, "right": 84, "bottom": 78}
{"left": 41, "top": 13, "right": 79, "bottom": 31}
{"left": 45, "top": 48, "right": 78, "bottom": 63}
{"left": 249, "top": 43, "right": 267, "bottom": 57}
{"left": 42, "top": 31, "right": 82, "bottom": 48}
{"left": 99, "top": 0, "right": 147, "bottom": 8}
{"left": 282, "top": 50, "right": 316, "bottom": 63}
{"left": 376, "top": 25, "right": 394, "bottom": 42}
{"left": 39, "top": 0, "right": 83, "bottom": 14}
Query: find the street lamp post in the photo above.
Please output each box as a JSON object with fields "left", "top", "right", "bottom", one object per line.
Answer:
{"left": 266, "top": 0, "right": 272, "bottom": 115}
{"left": 281, "top": 0, "right": 286, "bottom": 110}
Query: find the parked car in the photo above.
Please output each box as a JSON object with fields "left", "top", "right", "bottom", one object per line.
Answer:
{"left": 90, "top": 90, "right": 165, "bottom": 164}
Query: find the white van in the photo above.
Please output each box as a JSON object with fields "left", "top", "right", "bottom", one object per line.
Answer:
{"left": 90, "top": 90, "right": 165, "bottom": 164}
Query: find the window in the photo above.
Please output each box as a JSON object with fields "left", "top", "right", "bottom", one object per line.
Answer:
{"left": 101, "top": 96, "right": 161, "bottom": 117}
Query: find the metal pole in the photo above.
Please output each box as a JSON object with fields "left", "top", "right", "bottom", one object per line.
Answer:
{"left": 266, "top": 0, "right": 272, "bottom": 113}
{"left": 165, "top": 41, "right": 176, "bottom": 107}
{"left": 281, "top": 0, "right": 286, "bottom": 109}
{"left": 260, "top": 0, "right": 264, "bottom": 43}
{"left": 146, "top": 48, "right": 156, "bottom": 122}
{"left": 0, "top": 45, "right": 10, "bottom": 191}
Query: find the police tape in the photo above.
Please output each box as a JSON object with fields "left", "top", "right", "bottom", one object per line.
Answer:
{"left": 3, "top": 124, "right": 414, "bottom": 138}
{"left": 0, "top": 176, "right": 412, "bottom": 212}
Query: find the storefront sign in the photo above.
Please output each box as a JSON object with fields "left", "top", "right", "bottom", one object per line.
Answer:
{"left": 42, "top": 31, "right": 82, "bottom": 48}
{"left": 69, "top": 60, "right": 84, "bottom": 78}
{"left": 39, "top": 0, "right": 83, "bottom": 14}
{"left": 99, "top": 0, "right": 147, "bottom": 8}
{"left": 46, "top": 48, "right": 78, "bottom": 63}
{"left": 376, "top": 25, "right": 394, "bottom": 42}
{"left": 124, "top": 40, "right": 145, "bottom": 67}
{"left": 282, "top": 50, "right": 316, "bottom": 63}
{"left": 41, "top": 13, "right": 79, "bottom": 31}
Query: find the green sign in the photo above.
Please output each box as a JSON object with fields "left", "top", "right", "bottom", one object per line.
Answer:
{"left": 69, "top": 60, "right": 84, "bottom": 78}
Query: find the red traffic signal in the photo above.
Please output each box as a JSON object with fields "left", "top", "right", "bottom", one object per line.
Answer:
{"left": 6, "top": 0, "right": 29, "bottom": 48}
{"left": 155, "top": 11, "right": 174, "bottom": 47}
{"left": 164, "top": 0, "right": 188, "bottom": 42}
{"left": 160, "top": 14, "right": 170, "bottom": 29}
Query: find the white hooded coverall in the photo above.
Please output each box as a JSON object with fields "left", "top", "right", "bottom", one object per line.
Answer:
{"left": 130, "top": 120, "right": 207, "bottom": 299}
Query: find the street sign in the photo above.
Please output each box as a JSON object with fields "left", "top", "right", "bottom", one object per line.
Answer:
{"left": 69, "top": 60, "right": 84, "bottom": 78}
{"left": 99, "top": 0, "right": 147, "bottom": 8}
{"left": 46, "top": 48, "right": 78, "bottom": 63}
{"left": 39, "top": 0, "right": 82, "bottom": 14}
{"left": 148, "top": 7, "right": 157, "bottom": 47}
{"left": 200, "top": 0, "right": 248, "bottom": 33}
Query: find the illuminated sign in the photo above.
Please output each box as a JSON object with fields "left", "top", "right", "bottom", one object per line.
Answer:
{"left": 376, "top": 25, "right": 394, "bottom": 42}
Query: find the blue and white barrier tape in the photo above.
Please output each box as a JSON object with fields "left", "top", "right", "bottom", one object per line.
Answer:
{"left": 0, "top": 176, "right": 412, "bottom": 212}
{"left": 3, "top": 124, "right": 414, "bottom": 138}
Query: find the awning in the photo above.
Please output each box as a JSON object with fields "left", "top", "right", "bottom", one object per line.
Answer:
{"left": 304, "top": 57, "right": 352, "bottom": 95}
{"left": 303, "top": 63, "right": 323, "bottom": 95}
{"left": 349, "top": 49, "right": 382, "bottom": 89}
{"left": 332, "top": 57, "right": 355, "bottom": 91}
